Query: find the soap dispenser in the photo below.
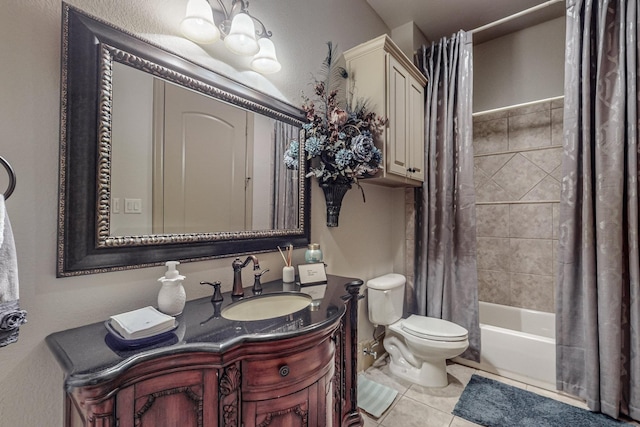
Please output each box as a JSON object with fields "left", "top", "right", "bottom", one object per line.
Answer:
{"left": 157, "top": 261, "right": 186, "bottom": 316}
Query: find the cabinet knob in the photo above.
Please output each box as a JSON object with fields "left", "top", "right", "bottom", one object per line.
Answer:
{"left": 279, "top": 365, "right": 290, "bottom": 377}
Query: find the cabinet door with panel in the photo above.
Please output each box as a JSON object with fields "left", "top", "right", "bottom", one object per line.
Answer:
{"left": 344, "top": 35, "right": 427, "bottom": 187}
{"left": 241, "top": 333, "right": 335, "bottom": 427}
{"left": 115, "top": 369, "right": 218, "bottom": 427}
{"left": 243, "top": 384, "right": 313, "bottom": 427}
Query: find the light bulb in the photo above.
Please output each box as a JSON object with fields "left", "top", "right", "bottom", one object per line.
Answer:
{"left": 224, "top": 13, "right": 259, "bottom": 56}
{"left": 180, "top": 0, "right": 220, "bottom": 44}
{"left": 250, "top": 38, "right": 282, "bottom": 74}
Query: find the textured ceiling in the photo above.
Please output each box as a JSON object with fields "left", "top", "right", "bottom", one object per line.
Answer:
{"left": 366, "top": 0, "right": 565, "bottom": 43}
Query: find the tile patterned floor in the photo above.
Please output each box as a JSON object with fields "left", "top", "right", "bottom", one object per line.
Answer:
{"left": 359, "top": 357, "right": 640, "bottom": 427}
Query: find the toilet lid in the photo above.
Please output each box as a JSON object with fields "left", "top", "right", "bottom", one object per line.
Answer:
{"left": 401, "top": 315, "right": 468, "bottom": 342}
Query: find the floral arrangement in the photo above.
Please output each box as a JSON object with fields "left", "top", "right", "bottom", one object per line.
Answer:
{"left": 284, "top": 42, "right": 386, "bottom": 185}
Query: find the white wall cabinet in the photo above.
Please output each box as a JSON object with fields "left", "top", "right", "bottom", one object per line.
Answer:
{"left": 344, "top": 35, "right": 427, "bottom": 187}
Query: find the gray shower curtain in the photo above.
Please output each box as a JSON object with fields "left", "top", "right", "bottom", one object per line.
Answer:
{"left": 415, "top": 31, "right": 480, "bottom": 362}
{"left": 272, "top": 122, "right": 299, "bottom": 229}
{"left": 557, "top": 0, "right": 639, "bottom": 421}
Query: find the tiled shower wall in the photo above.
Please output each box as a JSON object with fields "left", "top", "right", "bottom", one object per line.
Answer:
{"left": 473, "top": 98, "right": 563, "bottom": 313}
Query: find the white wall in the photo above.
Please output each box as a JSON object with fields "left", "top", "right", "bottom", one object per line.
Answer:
{"left": 0, "top": 1, "right": 398, "bottom": 425}
{"left": 391, "top": 21, "right": 428, "bottom": 59}
{"left": 473, "top": 16, "right": 565, "bottom": 112}
{"left": 111, "top": 62, "right": 154, "bottom": 236}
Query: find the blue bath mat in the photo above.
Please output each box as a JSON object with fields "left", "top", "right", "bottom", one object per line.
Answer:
{"left": 453, "top": 374, "right": 628, "bottom": 427}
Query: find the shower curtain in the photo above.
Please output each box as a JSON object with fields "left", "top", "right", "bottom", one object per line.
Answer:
{"left": 557, "top": 0, "right": 639, "bottom": 420}
{"left": 272, "top": 122, "right": 299, "bottom": 229}
{"left": 415, "top": 31, "right": 480, "bottom": 362}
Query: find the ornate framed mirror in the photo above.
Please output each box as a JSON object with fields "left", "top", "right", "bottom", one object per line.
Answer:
{"left": 57, "top": 4, "right": 309, "bottom": 277}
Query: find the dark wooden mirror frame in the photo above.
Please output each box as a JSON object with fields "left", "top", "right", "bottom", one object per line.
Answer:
{"left": 57, "top": 4, "right": 309, "bottom": 277}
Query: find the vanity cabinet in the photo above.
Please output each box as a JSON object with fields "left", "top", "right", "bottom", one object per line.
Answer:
{"left": 115, "top": 365, "right": 218, "bottom": 426}
{"left": 48, "top": 276, "right": 364, "bottom": 427}
{"left": 344, "top": 35, "right": 427, "bottom": 187}
{"left": 241, "top": 335, "right": 334, "bottom": 426}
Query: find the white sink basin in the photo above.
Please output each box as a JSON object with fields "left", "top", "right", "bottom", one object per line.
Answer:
{"left": 221, "top": 293, "right": 313, "bottom": 321}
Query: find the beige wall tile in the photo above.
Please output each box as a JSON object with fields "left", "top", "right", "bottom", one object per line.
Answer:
{"left": 508, "top": 101, "right": 551, "bottom": 117}
{"left": 551, "top": 107, "right": 564, "bottom": 146}
{"left": 478, "top": 269, "right": 510, "bottom": 305}
{"left": 508, "top": 111, "right": 551, "bottom": 151}
{"left": 552, "top": 203, "right": 560, "bottom": 239}
{"left": 475, "top": 179, "right": 515, "bottom": 203}
{"left": 476, "top": 204, "right": 509, "bottom": 237}
{"left": 520, "top": 147, "right": 563, "bottom": 174}
{"left": 510, "top": 238, "right": 553, "bottom": 275}
{"left": 492, "top": 154, "right": 547, "bottom": 200}
{"left": 510, "top": 272, "right": 555, "bottom": 313}
{"left": 509, "top": 203, "right": 553, "bottom": 239}
{"left": 475, "top": 153, "right": 515, "bottom": 177}
{"left": 474, "top": 164, "right": 491, "bottom": 189}
{"left": 550, "top": 164, "right": 563, "bottom": 182}
{"left": 477, "top": 237, "right": 510, "bottom": 271}
{"left": 471, "top": 98, "right": 563, "bottom": 313}
{"left": 473, "top": 118, "right": 508, "bottom": 154}
{"left": 405, "top": 187, "right": 414, "bottom": 205}
{"left": 473, "top": 110, "right": 509, "bottom": 123}
{"left": 551, "top": 98, "right": 564, "bottom": 109}
{"left": 553, "top": 238, "right": 559, "bottom": 293}
{"left": 521, "top": 175, "right": 561, "bottom": 201}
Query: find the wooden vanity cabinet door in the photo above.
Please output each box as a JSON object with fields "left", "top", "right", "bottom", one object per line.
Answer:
{"left": 242, "top": 372, "right": 333, "bottom": 427}
{"left": 115, "top": 369, "right": 218, "bottom": 427}
{"left": 241, "top": 333, "right": 336, "bottom": 427}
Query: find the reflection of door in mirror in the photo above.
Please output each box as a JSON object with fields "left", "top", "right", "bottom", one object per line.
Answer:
{"left": 108, "top": 62, "right": 296, "bottom": 237}
{"left": 159, "top": 81, "right": 249, "bottom": 234}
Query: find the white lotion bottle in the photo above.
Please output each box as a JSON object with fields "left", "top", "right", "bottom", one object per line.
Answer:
{"left": 157, "top": 261, "right": 186, "bottom": 316}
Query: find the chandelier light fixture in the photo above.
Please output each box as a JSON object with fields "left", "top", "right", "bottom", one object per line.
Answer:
{"left": 180, "top": 0, "right": 281, "bottom": 74}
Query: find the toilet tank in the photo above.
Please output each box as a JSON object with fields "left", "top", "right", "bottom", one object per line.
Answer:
{"left": 367, "top": 273, "right": 406, "bottom": 326}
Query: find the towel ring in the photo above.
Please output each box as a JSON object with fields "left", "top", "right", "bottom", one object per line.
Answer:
{"left": 0, "top": 156, "right": 16, "bottom": 200}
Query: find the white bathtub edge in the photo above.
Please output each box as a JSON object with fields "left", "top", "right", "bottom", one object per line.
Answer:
{"left": 453, "top": 356, "right": 557, "bottom": 391}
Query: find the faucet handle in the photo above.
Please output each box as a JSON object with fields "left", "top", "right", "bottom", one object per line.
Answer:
{"left": 252, "top": 269, "right": 269, "bottom": 295}
{"left": 200, "top": 281, "right": 223, "bottom": 302}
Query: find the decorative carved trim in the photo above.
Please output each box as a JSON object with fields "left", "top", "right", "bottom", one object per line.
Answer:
{"left": 342, "top": 280, "right": 364, "bottom": 425}
{"left": 257, "top": 404, "right": 309, "bottom": 427}
{"left": 93, "top": 44, "right": 307, "bottom": 249}
{"left": 57, "top": 5, "right": 70, "bottom": 278}
{"left": 332, "top": 324, "right": 345, "bottom": 418}
{"left": 134, "top": 386, "right": 203, "bottom": 427}
{"left": 219, "top": 364, "right": 241, "bottom": 427}
{"left": 219, "top": 364, "right": 241, "bottom": 396}
{"left": 96, "top": 45, "right": 112, "bottom": 246}
{"left": 87, "top": 412, "right": 114, "bottom": 426}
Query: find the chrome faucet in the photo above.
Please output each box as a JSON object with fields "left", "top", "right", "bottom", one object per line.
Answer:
{"left": 231, "top": 255, "right": 260, "bottom": 298}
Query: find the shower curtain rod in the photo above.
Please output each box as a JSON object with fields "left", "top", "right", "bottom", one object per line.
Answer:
{"left": 470, "top": 0, "right": 564, "bottom": 35}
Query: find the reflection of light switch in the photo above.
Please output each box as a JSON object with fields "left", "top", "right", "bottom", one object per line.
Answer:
{"left": 112, "top": 198, "right": 120, "bottom": 214}
{"left": 124, "top": 198, "right": 142, "bottom": 214}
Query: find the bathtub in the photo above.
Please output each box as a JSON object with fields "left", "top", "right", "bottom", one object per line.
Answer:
{"left": 454, "top": 301, "right": 556, "bottom": 390}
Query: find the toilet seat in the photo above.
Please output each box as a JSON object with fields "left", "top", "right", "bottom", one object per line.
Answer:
{"left": 400, "top": 315, "right": 468, "bottom": 342}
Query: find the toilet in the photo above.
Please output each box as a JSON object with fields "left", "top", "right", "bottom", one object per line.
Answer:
{"left": 367, "top": 273, "right": 469, "bottom": 388}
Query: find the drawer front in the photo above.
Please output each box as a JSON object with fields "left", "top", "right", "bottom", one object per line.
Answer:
{"left": 242, "top": 337, "right": 333, "bottom": 392}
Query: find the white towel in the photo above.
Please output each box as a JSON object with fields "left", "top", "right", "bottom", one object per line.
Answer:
{"left": 0, "top": 195, "right": 26, "bottom": 346}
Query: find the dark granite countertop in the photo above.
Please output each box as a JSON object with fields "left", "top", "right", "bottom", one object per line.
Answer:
{"left": 46, "top": 275, "right": 360, "bottom": 388}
